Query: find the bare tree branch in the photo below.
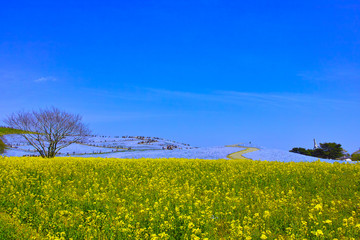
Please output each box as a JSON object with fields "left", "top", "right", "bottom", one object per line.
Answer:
{"left": 4, "top": 107, "right": 91, "bottom": 158}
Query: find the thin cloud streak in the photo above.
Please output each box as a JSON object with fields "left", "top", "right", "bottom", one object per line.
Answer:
{"left": 34, "top": 76, "right": 56, "bottom": 83}
{"left": 148, "top": 88, "right": 358, "bottom": 108}
{"left": 218, "top": 91, "right": 359, "bottom": 106}
{"left": 86, "top": 87, "right": 359, "bottom": 110}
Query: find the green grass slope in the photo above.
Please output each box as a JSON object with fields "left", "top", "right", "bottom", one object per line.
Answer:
{"left": 0, "top": 127, "right": 30, "bottom": 154}
{"left": 0, "top": 138, "right": 6, "bottom": 154}
{"left": 0, "top": 127, "right": 30, "bottom": 136}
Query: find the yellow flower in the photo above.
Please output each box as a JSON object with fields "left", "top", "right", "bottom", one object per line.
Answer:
{"left": 323, "top": 219, "right": 332, "bottom": 224}
{"left": 158, "top": 232, "right": 169, "bottom": 239}
{"left": 188, "top": 222, "right": 195, "bottom": 229}
{"left": 314, "top": 204, "right": 323, "bottom": 211}
{"left": 314, "top": 230, "right": 323, "bottom": 237}
{"left": 192, "top": 228, "right": 202, "bottom": 234}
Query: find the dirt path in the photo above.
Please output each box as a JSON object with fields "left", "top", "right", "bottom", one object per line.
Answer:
{"left": 226, "top": 145, "right": 259, "bottom": 160}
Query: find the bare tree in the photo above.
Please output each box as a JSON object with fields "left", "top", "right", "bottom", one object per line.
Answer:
{"left": 4, "top": 107, "right": 91, "bottom": 158}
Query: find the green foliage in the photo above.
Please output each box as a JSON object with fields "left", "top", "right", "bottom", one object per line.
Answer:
{"left": 290, "top": 147, "right": 311, "bottom": 156}
{"left": 0, "top": 138, "right": 6, "bottom": 154}
{"left": 308, "top": 148, "right": 325, "bottom": 158}
{"left": 351, "top": 151, "right": 360, "bottom": 161}
{"left": 0, "top": 212, "right": 39, "bottom": 239}
{"left": 290, "top": 142, "right": 345, "bottom": 159}
{"left": 318, "top": 142, "right": 344, "bottom": 159}
{"left": 352, "top": 154, "right": 360, "bottom": 161}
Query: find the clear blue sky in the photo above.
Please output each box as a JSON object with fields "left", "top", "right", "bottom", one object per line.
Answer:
{"left": 1, "top": 0, "right": 359, "bottom": 153}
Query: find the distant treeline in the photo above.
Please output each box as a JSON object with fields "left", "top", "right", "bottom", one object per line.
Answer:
{"left": 290, "top": 142, "right": 347, "bottom": 160}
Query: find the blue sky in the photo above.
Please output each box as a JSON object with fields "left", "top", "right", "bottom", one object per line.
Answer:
{"left": 1, "top": 0, "right": 359, "bottom": 153}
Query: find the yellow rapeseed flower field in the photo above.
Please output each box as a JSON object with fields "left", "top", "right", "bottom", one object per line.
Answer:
{"left": 0, "top": 157, "right": 359, "bottom": 239}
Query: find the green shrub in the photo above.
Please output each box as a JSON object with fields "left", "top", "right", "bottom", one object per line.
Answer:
{"left": 351, "top": 152, "right": 360, "bottom": 161}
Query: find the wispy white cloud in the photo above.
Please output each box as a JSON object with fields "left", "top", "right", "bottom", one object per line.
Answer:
{"left": 147, "top": 88, "right": 358, "bottom": 108}
{"left": 86, "top": 87, "right": 359, "bottom": 110}
{"left": 34, "top": 76, "right": 56, "bottom": 83}
{"left": 217, "top": 91, "right": 358, "bottom": 106}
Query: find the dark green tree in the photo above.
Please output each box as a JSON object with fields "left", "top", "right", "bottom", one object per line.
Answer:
{"left": 319, "top": 142, "right": 344, "bottom": 159}
{"left": 290, "top": 142, "right": 345, "bottom": 160}
{"left": 290, "top": 147, "right": 311, "bottom": 156}
{"left": 310, "top": 148, "right": 326, "bottom": 158}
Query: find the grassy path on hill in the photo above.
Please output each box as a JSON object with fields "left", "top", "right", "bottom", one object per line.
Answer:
{"left": 226, "top": 144, "right": 259, "bottom": 160}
